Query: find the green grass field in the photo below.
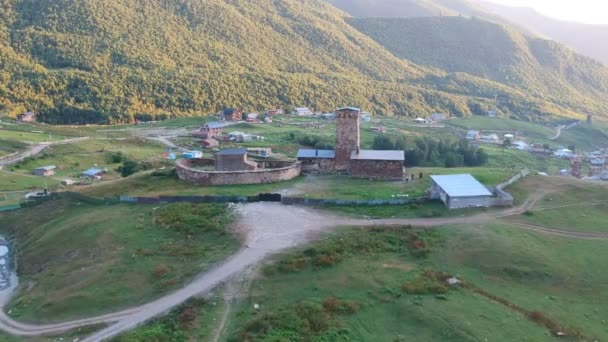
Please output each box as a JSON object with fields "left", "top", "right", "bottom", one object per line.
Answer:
{"left": 0, "top": 129, "right": 68, "bottom": 143}
{"left": 122, "top": 222, "right": 608, "bottom": 341}
{"left": 0, "top": 200, "right": 240, "bottom": 323}
{"left": 0, "top": 171, "right": 61, "bottom": 191}
{"left": 506, "top": 177, "right": 608, "bottom": 232}
{"left": 8, "top": 137, "right": 166, "bottom": 181}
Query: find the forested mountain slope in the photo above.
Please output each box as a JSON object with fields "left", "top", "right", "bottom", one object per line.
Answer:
{"left": 0, "top": 0, "right": 601, "bottom": 123}
{"left": 349, "top": 16, "right": 608, "bottom": 115}
{"left": 480, "top": 1, "right": 608, "bottom": 65}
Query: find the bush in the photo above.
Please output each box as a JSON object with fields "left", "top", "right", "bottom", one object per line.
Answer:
{"left": 402, "top": 270, "right": 450, "bottom": 295}
{"left": 153, "top": 264, "right": 170, "bottom": 279}
{"left": 322, "top": 298, "right": 359, "bottom": 315}
{"left": 108, "top": 151, "right": 125, "bottom": 164}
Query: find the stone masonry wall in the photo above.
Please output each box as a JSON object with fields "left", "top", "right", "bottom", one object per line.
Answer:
{"left": 350, "top": 159, "right": 404, "bottom": 180}
{"left": 177, "top": 159, "right": 301, "bottom": 186}
{"left": 299, "top": 158, "right": 336, "bottom": 173}
{"left": 334, "top": 108, "right": 360, "bottom": 171}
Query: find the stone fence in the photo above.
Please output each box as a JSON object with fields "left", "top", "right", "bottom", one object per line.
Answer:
{"left": 176, "top": 159, "right": 302, "bottom": 186}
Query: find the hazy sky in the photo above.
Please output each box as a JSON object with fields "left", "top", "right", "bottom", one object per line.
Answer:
{"left": 486, "top": 0, "right": 608, "bottom": 24}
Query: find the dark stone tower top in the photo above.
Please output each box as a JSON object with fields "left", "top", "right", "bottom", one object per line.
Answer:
{"left": 335, "top": 107, "right": 360, "bottom": 171}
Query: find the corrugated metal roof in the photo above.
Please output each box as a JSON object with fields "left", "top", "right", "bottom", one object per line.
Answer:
{"left": 336, "top": 107, "right": 360, "bottom": 112}
{"left": 36, "top": 165, "right": 56, "bottom": 171}
{"left": 297, "top": 149, "right": 335, "bottom": 159}
{"left": 81, "top": 168, "right": 104, "bottom": 176}
{"left": 204, "top": 121, "right": 224, "bottom": 129}
{"left": 430, "top": 174, "right": 493, "bottom": 198}
{"left": 350, "top": 150, "right": 404, "bottom": 161}
{"left": 216, "top": 148, "right": 247, "bottom": 156}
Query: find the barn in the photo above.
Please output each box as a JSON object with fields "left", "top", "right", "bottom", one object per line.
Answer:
{"left": 429, "top": 174, "right": 494, "bottom": 209}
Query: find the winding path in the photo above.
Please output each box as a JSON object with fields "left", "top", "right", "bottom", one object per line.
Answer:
{"left": 1, "top": 196, "right": 607, "bottom": 341}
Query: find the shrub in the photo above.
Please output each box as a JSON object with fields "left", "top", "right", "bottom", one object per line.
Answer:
{"left": 153, "top": 264, "right": 170, "bottom": 279}
{"left": 109, "top": 151, "right": 125, "bottom": 163}
{"left": 322, "top": 298, "right": 360, "bottom": 315}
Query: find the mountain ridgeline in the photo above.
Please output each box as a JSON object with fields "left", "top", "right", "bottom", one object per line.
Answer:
{"left": 0, "top": 0, "right": 604, "bottom": 124}
{"left": 348, "top": 16, "right": 608, "bottom": 112}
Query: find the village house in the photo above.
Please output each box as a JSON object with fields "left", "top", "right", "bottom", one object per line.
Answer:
{"left": 294, "top": 107, "right": 313, "bottom": 116}
{"left": 222, "top": 108, "right": 242, "bottom": 122}
{"left": 413, "top": 117, "right": 427, "bottom": 124}
{"left": 466, "top": 130, "right": 481, "bottom": 140}
{"left": 297, "top": 107, "right": 404, "bottom": 180}
{"left": 246, "top": 113, "right": 259, "bottom": 122}
{"left": 192, "top": 121, "right": 223, "bottom": 139}
{"left": 265, "top": 109, "right": 284, "bottom": 116}
{"left": 81, "top": 168, "right": 104, "bottom": 180}
{"left": 215, "top": 149, "right": 258, "bottom": 171}
{"left": 17, "top": 112, "right": 36, "bottom": 123}
{"left": 33, "top": 165, "right": 56, "bottom": 177}
{"left": 554, "top": 149, "right": 574, "bottom": 159}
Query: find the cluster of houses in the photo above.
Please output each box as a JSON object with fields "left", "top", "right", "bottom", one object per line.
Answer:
{"left": 413, "top": 113, "right": 448, "bottom": 124}
{"left": 192, "top": 121, "right": 265, "bottom": 148}
{"left": 219, "top": 108, "right": 283, "bottom": 122}
{"left": 32, "top": 164, "right": 106, "bottom": 182}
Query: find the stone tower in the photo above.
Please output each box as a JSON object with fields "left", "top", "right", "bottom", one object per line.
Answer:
{"left": 335, "top": 107, "right": 360, "bottom": 171}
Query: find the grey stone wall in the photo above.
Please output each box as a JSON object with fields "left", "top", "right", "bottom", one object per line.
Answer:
{"left": 177, "top": 159, "right": 301, "bottom": 186}
{"left": 299, "top": 158, "right": 336, "bottom": 173}
{"left": 215, "top": 154, "right": 257, "bottom": 171}
{"left": 351, "top": 159, "right": 404, "bottom": 180}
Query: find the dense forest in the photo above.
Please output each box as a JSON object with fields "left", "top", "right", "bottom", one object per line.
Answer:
{"left": 0, "top": 0, "right": 602, "bottom": 124}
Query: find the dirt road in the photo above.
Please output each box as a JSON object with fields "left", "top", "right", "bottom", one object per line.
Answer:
{"left": 1, "top": 197, "right": 607, "bottom": 340}
{"left": 0, "top": 137, "right": 90, "bottom": 168}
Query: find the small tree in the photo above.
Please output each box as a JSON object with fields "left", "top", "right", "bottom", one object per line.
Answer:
{"left": 372, "top": 135, "right": 394, "bottom": 150}
{"left": 119, "top": 160, "right": 140, "bottom": 177}
{"left": 502, "top": 138, "right": 512, "bottom": 148}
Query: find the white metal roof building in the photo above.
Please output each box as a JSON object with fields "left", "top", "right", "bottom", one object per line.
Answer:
{"left": 429, "top": 174, "right": 494, "bottom": 209}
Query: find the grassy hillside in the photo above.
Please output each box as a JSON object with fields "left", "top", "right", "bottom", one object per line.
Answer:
{"left": 348, "top": 16, "right": 608, "bottom": 120}
{"left": 0, "top": 199, "right": 240, "bottom": 323}
{"left": 118, "top": 222, "right": 608, "bottom": 341}
{"left": 0, "top": 0, "right": 599, "bottom": 124}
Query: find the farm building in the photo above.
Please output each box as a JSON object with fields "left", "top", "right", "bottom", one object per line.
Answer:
{"left": 192, "top": 121, "right": 223, "bottom": 139}
{"left": 17, "top": 112, "right": 36, "bottom": 122}
{"left": 215, "top": 149, "right": 257, "bottom": 171}
{"left": 182, "top": 151, "right": 203, "bottom": 159}
{"left": 222, "top": 108, "right": 242, "bottom": 122}
{"left": 429, "top": 174, "right": 494, "bottom": 209}
{"left": 81, "top": 168, "right": 104, "bottom": 180}
{"left": 413, "top": 118, "right": 427, "bottom": 124}
{"left": 33, "top": 165, "right": 56, "bottom": 177}
{"left": 297, "top": 107, "right": 404, "bottom": 180}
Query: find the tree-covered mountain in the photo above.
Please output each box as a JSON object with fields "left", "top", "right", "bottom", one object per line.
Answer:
{"left": 349, "top": 16, "right": 608, "bottom": 115}
{"left": 0, "top": 0, "right": 601, "bottom": 124}
{"left": 328, "top": 0, "right": 608, "bottom": 66}
{"left": 480, "top": 1, "right": 608, "bottom": 65}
